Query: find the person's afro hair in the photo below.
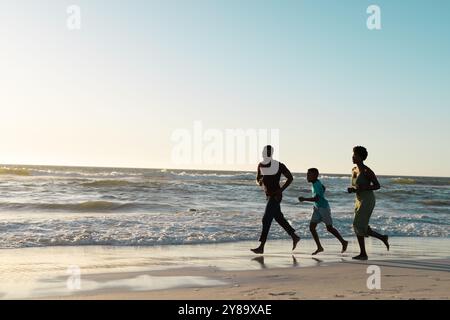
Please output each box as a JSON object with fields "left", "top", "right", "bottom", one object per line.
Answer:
{"left": 353, "top": 146, "right": 368, "bottom": 161}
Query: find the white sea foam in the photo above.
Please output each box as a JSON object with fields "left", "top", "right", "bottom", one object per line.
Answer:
{"left": 0, "top": 165, "right": 448, "bottom": 248}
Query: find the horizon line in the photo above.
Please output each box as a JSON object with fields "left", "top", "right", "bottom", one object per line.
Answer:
{"left": 1, "top": 163, "right": 448, "bottom": 179}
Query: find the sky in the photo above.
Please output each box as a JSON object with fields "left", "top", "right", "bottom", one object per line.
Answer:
{"left": 1, "top": 0, "right": 449, "bottom": 176}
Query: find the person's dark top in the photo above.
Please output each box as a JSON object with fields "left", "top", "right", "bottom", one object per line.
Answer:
{"left": 256, "top": 161, "right": 293, "bottom": 197}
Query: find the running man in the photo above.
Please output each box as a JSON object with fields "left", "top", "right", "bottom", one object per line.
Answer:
{"left": 251, "top": 145, "right": 301, "bottom": 254}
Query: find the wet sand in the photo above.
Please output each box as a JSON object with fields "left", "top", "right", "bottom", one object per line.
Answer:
{"left": 0, "top": 237, "right": 448, "bottom": 300}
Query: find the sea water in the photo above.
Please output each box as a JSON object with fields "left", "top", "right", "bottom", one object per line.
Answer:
{"left": 0, "top": 165, "right": 448, "bottom": 248}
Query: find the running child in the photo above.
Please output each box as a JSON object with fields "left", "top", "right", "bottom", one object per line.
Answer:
{"left": 298, "top": 168, "right": 348, "bottom": 255}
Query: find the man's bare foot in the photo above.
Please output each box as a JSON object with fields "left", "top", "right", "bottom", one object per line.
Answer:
{"left": 352, "top": 254, "right": 368, "bottom": 260}
{"left": 312, "top": 247, "right": 324, "bottom": 255}
{"left": 251, "top": 247, "right": 264, "bottom": 254}
{"left": 292, "top": 235, "right": 301, "bottom": 251}
{"left": 382, "top": 235, "right": 390, "bottom": 251}
{"left": 341, "top": 240, "right": 348, "bottom": 253}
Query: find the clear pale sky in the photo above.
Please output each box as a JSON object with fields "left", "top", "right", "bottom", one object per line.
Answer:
{"left": 1, "top": 0, "right": 449, "bottom": 176}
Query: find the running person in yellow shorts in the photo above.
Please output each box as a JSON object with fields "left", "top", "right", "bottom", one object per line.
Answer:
{"left": 348, "top": 146, "right": 389, "bottom": 260}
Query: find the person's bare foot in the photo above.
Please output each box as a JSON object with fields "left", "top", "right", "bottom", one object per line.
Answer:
{"left": 341, "top": 240, "right": 348, "bottom": 253}
{"left": 352, "top": 254, "right": 368, "bottom": 260}
{"left": 251, "top": 247, "right": 264, "bottom": 254}
{"left": 292, "top": 235, "right": 301, "bottom": 251}
{"left": 382, "top": 235, "right": 390, "bottom": 251}
{"left": 312, "top": 247, "right": 324, "bottom": 255}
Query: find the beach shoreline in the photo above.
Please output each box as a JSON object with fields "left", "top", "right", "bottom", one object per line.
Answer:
{"left": 0, "top": 237, "right": 448, "bottom": 300}
{"left": 51, "top": 258, "right": 450, "bottom": 300}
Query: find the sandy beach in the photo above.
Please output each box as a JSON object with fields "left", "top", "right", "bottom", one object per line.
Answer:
{"left": 0, "top": 237, "right": 448, "bottom": 300}
{"left": 66, "top": 259, "right": 450, "bottom": 300}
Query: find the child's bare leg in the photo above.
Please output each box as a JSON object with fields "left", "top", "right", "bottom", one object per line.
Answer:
{"left": 326, "top": 225, "right": 348, "bottom": 253}
{"left": 309, "top": 222, "right": 324, "bottom": 255}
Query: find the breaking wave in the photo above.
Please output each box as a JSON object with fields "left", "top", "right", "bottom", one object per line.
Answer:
{"left": 0, "top": 167, "right": 31, "bottom": 176}
{"left": 81, "top": 180, "right": 134, "bottom": 188}
{"left": 0, "top": 201, "right": 138, "bottom": 212}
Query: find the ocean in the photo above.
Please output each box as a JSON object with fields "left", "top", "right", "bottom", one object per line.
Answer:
{"left": 0, "top": 165, "right": 448, "bottom": 249}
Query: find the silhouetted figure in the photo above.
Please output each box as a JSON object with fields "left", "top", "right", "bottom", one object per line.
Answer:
{"left": 348, "top": 146, "right": 389, "bottom": 260}
{"left": 299, "top": 168, "right": 348, "bottom": 255}
{"left": 251, "top": 145, "right": 300, "bottom": 254}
